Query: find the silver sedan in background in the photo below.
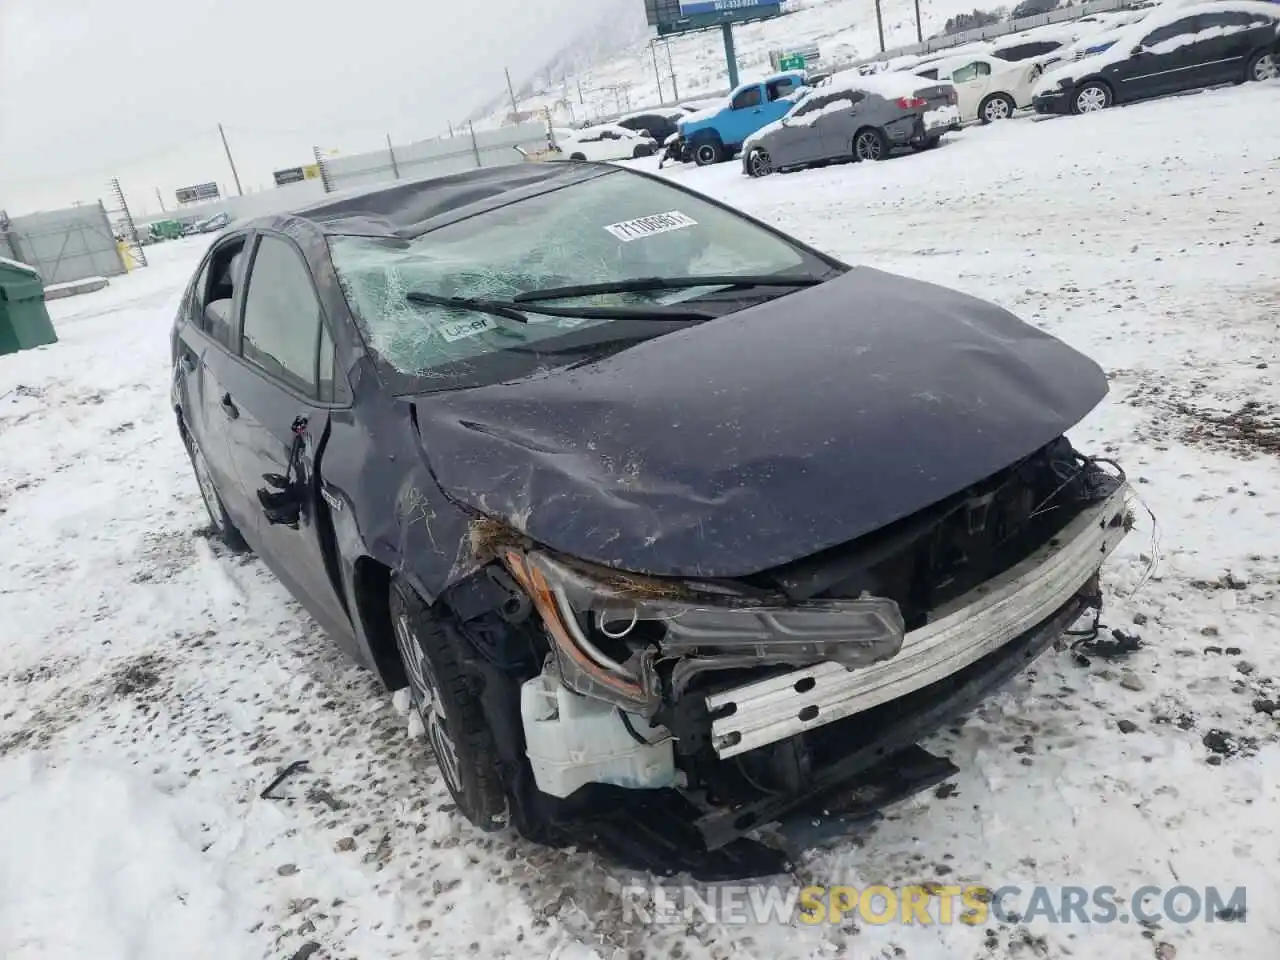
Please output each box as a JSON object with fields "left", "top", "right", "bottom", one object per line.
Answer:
{"left": 741, "top": 72, "right": 962, "bottom": 177}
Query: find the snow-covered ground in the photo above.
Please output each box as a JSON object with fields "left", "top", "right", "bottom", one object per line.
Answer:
{"left": 3, "top": 81, "right": 1279, "bottom": 960}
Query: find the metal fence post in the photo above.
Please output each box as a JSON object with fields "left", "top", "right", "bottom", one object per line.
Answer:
{"left": 386, "top": 133, "right": 401, "bottom": 180}
{"left": 469, "top": 122, "right": 482, "bottom": 168}
{"left": 313, "top": 146, "right": 334, "bottom": 193}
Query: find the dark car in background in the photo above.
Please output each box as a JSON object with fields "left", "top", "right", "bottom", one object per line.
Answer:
{"left": 171, "top": 162, "right": 1130, "bottom": 878}
{"left": 742, "top": 72, "right": 960, "bottom": 175}
{"left": 1032, "top": 0, "right": 1280, "bottom": 114}
{"left": 613, "top": 107, "right": 686, "bottom": 145}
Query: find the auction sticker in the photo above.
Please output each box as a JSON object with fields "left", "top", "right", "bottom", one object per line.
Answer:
{"left": 438, "top": 315, "right": 497, "bottom": 342}
{"left": 604, "top": 211, "right": 698, "bottom": 242}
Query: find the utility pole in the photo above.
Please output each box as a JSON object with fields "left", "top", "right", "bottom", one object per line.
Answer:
{"left": 155, "top": 188, "right": 166, "bottom": 213}
{"left": 577, "top": 78, "right": 585, "bottom": 104}
{"left": 505, "top": 67, "right": 520, "bottom": 123}
{"left": 649, "top": 41, "right": 665, "bottom": 102}
{"left": 665, "top": 40, "right": 680, "bottom": 102}
{"left": 874, "top": 0, "right": 886, "bottom": 52}
{"left": 914, "top": 0, "right": 923, "bottom": 42}
{"left": 218, "top": 123, "right": 243, "bottom": 196}
{"left": 448, "top": 120, "right": 455, "bottom": 138}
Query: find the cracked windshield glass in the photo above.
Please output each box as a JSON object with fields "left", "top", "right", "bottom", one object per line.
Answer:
{"left": 328, "top": 171, "right": 811, "bottom": 382}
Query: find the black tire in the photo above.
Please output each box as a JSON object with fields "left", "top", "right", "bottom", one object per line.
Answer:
{"left": 853, "top": 127, "right": 890, "bottom": 162}
{"left": 1247, "top": 49, "right": 1278, "bottom": 83}
{"left": 182, "top": 423, "right": 249, "bottom": 552}
{"left": 389, "top": 577, "right": 507, "bottom": 830}
{"left": 569, "top": 152, "right": 586, "bottom": 161}
{"left": 978, "top": 92, "right": 1017, "bottom": 123}
{"left": 692, "top": 138, "right": 724, "bottom": 166}
{"left": 631, "top": 144, "right": 651, "bottom": 158}
{"left": 1071, "top": 81, "right": 1112, "bottom": 114}
{"left": 916, "top": 135, "right": 942, "bottom": 150}
{"left": 746, "top": 147, "right": 773, "bottom": 178}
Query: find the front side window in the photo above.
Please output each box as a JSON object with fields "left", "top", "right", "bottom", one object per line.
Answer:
{"left": 328, "top": 169, "right": 830, "bottom": 393}
{"left": 767, "top": 78, "right": 797, "bottom": 100}
{"left": 951, "top": 61, "right": 992, "bottom": 82}
{"left": 1141, "top": 17, "right": 1201, "bottom": 48}
{"left": 240, "top": 236, "right": 323, "bottom": 396}
{"left": 732, "top": 86, "right": 763, "bottom": 109}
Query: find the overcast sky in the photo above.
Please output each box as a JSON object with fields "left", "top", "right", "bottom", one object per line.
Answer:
{"left": 0, "top": 0, "right": 612, "bottom": 217}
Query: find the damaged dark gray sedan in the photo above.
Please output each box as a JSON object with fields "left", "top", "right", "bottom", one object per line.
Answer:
{"left": 171, "top": 161, "right": 1131, "bottom": 878}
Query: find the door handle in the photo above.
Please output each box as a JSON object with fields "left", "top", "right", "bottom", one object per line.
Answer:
{"left": 220, "top": 392, "right": 239, "bottom": 419}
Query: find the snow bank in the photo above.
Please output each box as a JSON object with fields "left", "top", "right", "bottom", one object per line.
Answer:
{"left": 0, "top": 755, "right": 259, "bottom": 960}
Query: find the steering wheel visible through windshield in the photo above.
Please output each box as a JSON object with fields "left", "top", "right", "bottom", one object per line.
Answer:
{"left": 327, "top": 169, "right": 835, "bottom": 392}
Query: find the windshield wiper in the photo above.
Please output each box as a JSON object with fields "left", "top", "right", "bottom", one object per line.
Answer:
{"left": 405, "top": 291, "right": 715, "bottom": 322}
{"left": 512, "top": 274, "right": 829, "bottom": 304}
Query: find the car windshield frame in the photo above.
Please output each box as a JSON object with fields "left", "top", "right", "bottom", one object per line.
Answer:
{"left": 326, "top": 168, "right": 844, "bottom": 396}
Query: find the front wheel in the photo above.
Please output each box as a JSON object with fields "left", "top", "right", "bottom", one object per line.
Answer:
{"left": 853, "top": 127, "right": 889, "bottom": 162}
{"left": 746, "top": 147, "right": 773, "bottom": 177}
{"left": 1247, "top": 50, "right": 1278, "bottom": 82}
{"left": 979, "top": 93, "right": 1016, "bottom": 123}
{"left": 1072, "top": 82, "right": 1112, "bottom": 114}
{"left": 390, "top": 577, "right": 507, "bottom": 830}
{"left": 183, "top": 425, "right": 248, "bottom": 552}
{"left": 692, "top": 139, "right": 724, "bottom": 166}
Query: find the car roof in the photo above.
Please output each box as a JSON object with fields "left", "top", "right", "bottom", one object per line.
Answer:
{"left": 248, "top": 162, "right": 618, "bottom": 240}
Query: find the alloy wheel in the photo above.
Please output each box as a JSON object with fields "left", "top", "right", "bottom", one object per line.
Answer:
{"left": 1253, "top": 54, "right": 1278, "bottom": 81}
{"left": 984, "top": 97, "right": 1012, "bottom": 121}
{"left": 855, "top": 131, "right": 884, "bottom": 161}
{"left": 1075, "top": 85, "right": 1109, "bottom": 113}
{"left": 395, "top": 613, "right": 462, "bottom": 793}
{"left": 696, "top": 144, "right": 718, "bottom": 165}
{"left": 749, "top": 149, "right": 772, "bottom": 177}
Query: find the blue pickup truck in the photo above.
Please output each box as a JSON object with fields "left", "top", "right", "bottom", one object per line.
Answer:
{"left": 661, "top": 71, "right": 810, "bottom": 166}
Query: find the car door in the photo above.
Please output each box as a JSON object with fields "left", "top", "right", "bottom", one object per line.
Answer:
{"left": 816, "top": 91, "right": 867, "bottom": 159}
{"left": 175, "top": 233, "right": 253, "bottom": 527}
{"left": 947, "top": 60, "right": 993, "bottom": 121}
{"left": 1187, "top": 10, "right": 1271, "bottom": 84}
{"left": 724, "top": 84, "right": 766, "bottom": 145}
{"left": 218, "top": 231, "right": 353, "bottom": 634}
{"left": 1112, "top": 16, "right": 1205, "bottom": 100}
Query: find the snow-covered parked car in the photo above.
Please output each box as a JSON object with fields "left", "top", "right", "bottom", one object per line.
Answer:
{"left": 742, "top": 71, "right": 960, "bottom": 175}
{"left": 170, "top": 162, "right": 1132, "bottom": 876}
{"left": 1033, "top": 0, "right": 1280, "bottom": 114}
{"left": 912, "top": 53, "right": 1043, "bottom": 122}
{"left": 552, "top": 124, "right": 658, "bottom": 161}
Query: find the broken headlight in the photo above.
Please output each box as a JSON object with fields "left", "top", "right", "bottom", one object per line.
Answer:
{"left": 504, "top": 549, "right": 906, "bottom": 713}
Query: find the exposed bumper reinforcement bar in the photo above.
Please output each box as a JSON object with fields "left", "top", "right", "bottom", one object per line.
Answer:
{"left": 695, "top": 592, "right": 1094, "bottom": 851}
{"left": 706, "top": 484, "right": 1132, "bottom": 759}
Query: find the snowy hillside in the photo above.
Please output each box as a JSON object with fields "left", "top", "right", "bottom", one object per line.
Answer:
{"left": 486, "top": 0, "right": 998, "bottom": 127}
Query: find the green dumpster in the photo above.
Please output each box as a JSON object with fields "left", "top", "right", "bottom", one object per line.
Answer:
{"left": 0, "top": 258, "right": 58, "bottom": 356}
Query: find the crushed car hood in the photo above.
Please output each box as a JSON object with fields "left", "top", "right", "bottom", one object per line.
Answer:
{"left": 411, "top": 266, "right": 1108, "bottom": 579}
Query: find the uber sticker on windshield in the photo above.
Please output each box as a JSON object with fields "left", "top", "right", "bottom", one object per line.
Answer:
{"left": 438, "top": 315, "right": 497, "bottom": 342}
{"left": 604, "top": 211, "right": 698, "bottom": 243}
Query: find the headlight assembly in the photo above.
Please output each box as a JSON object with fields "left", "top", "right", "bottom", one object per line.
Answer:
{"left": 504, "top": 549, "right": 906, "bottom": 713}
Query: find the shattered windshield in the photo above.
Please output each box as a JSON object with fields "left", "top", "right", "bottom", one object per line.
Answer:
{"left": 328, "top": 170, "right": 830, "bottom": 392}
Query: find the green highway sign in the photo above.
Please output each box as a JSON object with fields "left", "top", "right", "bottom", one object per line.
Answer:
{"left": 778, "top": 54, "right": 805, "bottom": 70}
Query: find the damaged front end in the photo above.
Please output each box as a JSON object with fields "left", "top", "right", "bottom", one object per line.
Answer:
{"left": 449, "top": 436, "right": 1132, "bottom": 870}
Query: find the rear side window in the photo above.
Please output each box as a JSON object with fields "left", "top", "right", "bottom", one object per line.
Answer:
{"left": 994, "top": 40, "right": 1062, "bottom": 61}
{"left": 916, "top": 68, "right": 940, "bottom": 80}
{"left": 1200, "top": 10, "right": 1270, "bottom": 28}
{"left": 240, "top": 236, "right": 323, "bottom": 396}
{"left": 732, "top": 86, "right": 763, "bottom": 109}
